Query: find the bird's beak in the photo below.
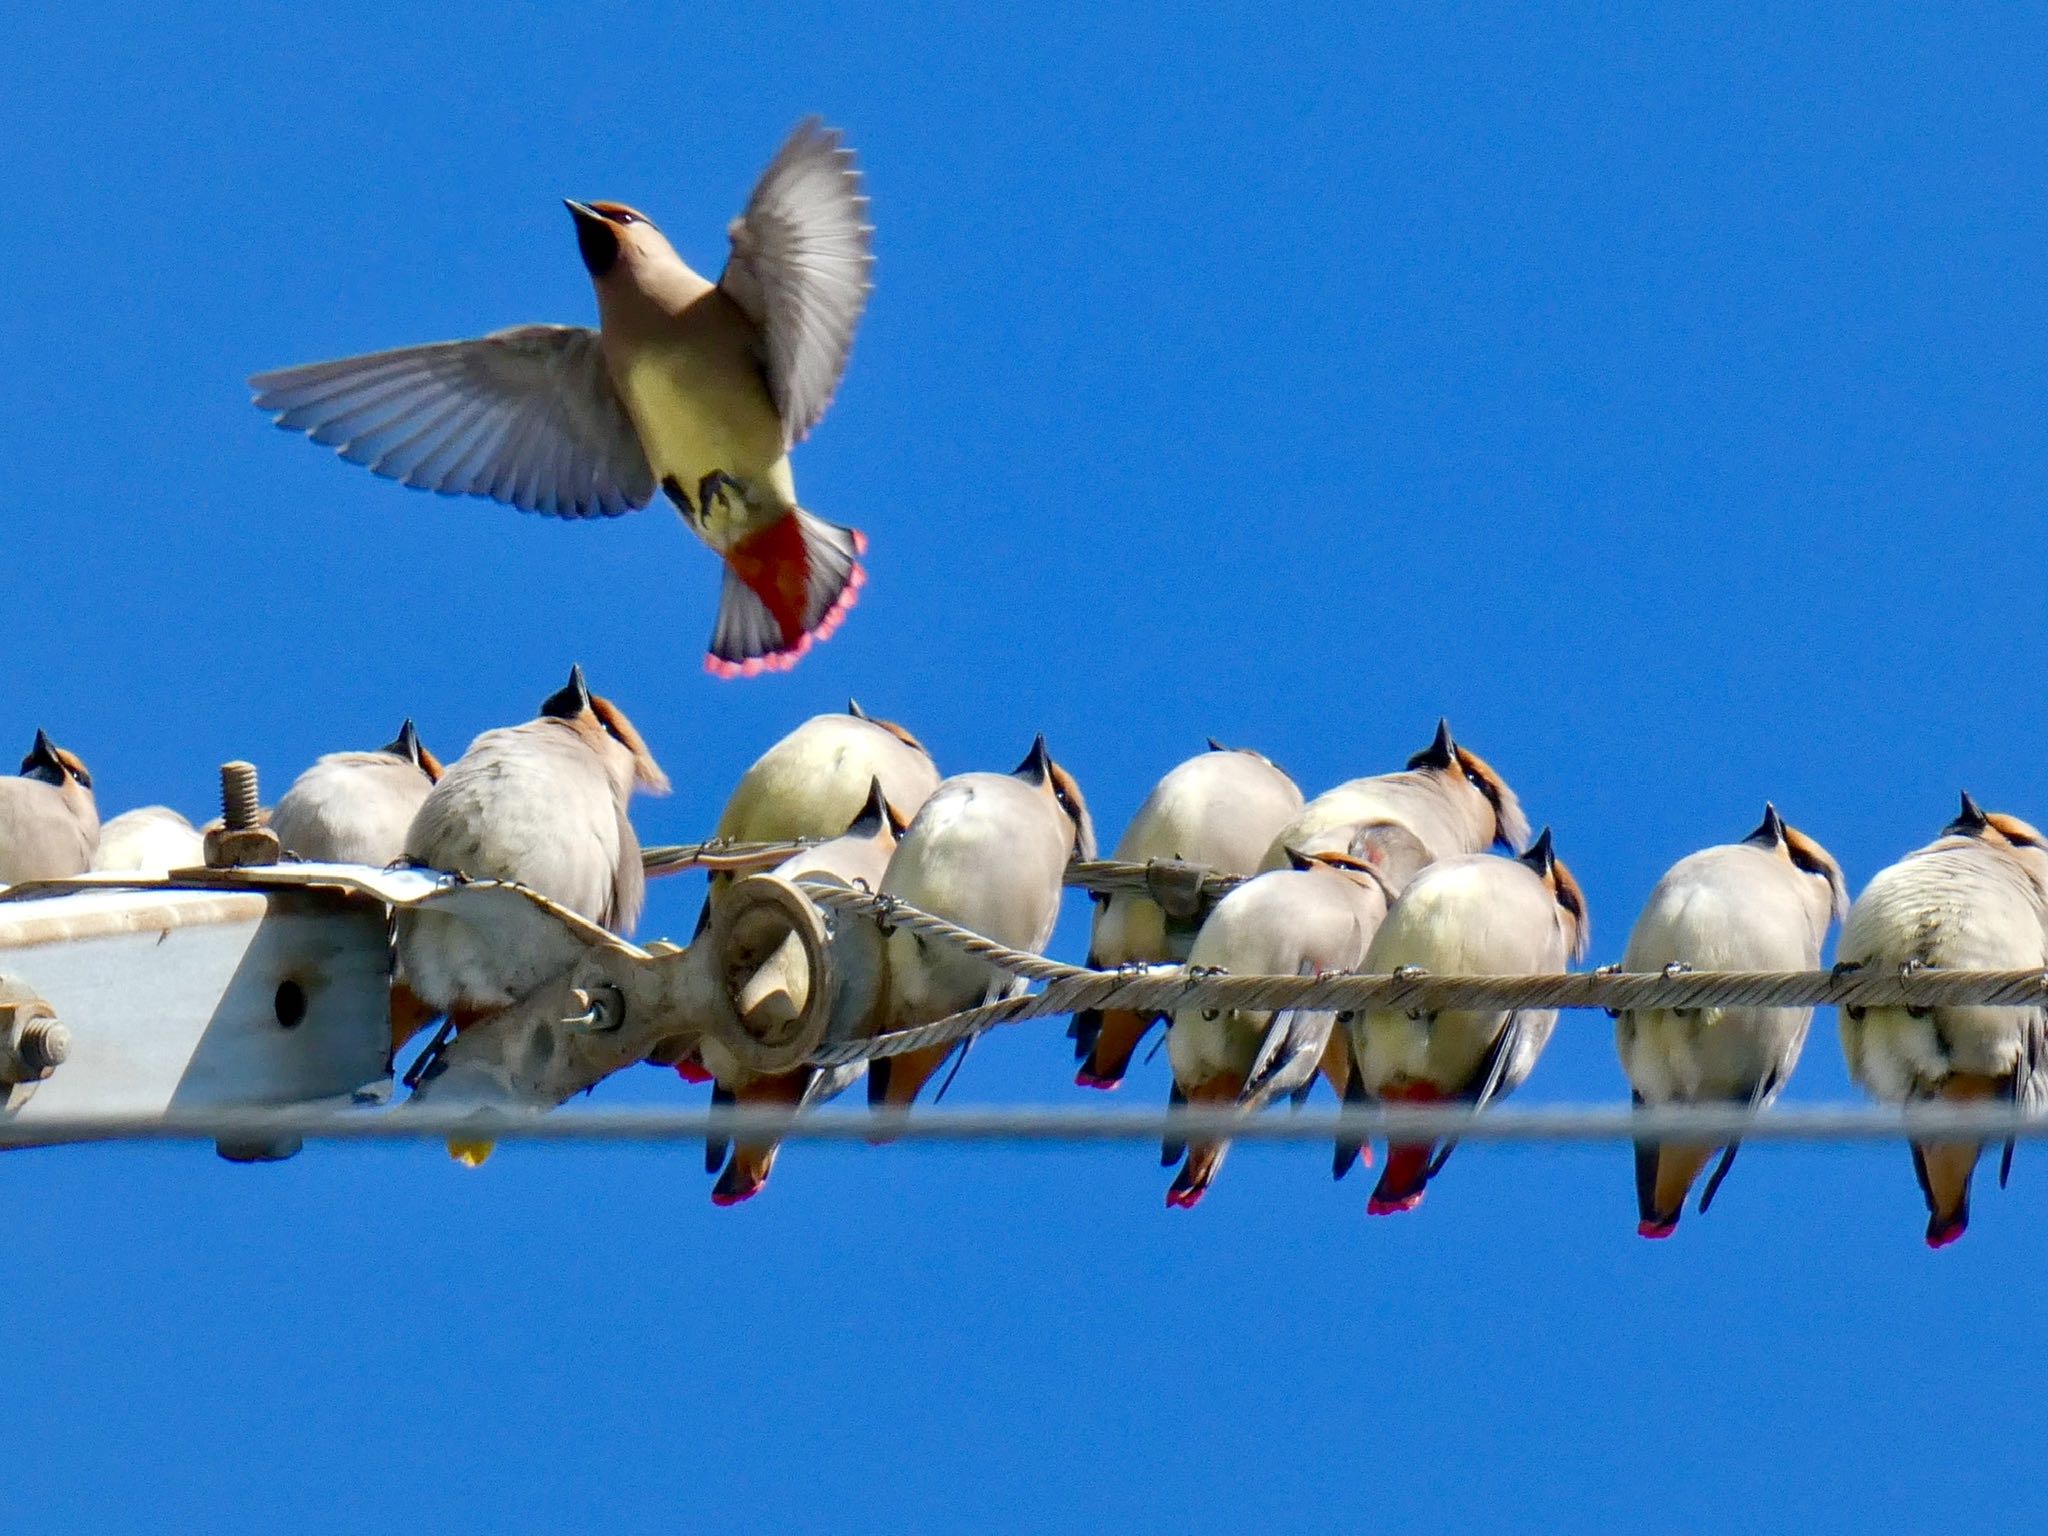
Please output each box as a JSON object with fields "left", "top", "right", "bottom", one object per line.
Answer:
{"left": 565, "top": 201, "right": 621, "bottom": 277}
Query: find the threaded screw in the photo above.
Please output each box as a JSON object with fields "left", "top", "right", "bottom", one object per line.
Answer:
{"left": 220, "top": 761, "right": 261, "bottom": 832}
{"left": 13, "top": 1018, "right": 68, "bottom": 1076}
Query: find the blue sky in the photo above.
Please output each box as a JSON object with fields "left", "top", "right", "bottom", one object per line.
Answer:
{"left": 5, "top": 4, "right": 2046, "bottom": 1531}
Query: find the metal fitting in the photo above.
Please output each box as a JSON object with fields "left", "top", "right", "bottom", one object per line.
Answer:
{"left": 205, "top": 760, "right": 282, "bottom": 869}
{"left": 0, "top": 980, "right": 68, "bottom": 1088}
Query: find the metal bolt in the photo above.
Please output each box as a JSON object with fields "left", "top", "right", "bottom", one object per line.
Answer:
{"left": 13, "top": 1018, "right": 68, "bottom": 1077}
{"left": 220, "top": 761, "right": 261, "bottom": 832}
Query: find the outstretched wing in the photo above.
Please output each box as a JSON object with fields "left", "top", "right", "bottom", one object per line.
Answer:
{"left": 720, "top": 118, "right": 874, "bottom": 447}
{"left": 249, "top": 325, "right": 655, "bottom": 519}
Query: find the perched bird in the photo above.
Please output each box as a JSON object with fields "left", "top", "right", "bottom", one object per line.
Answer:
{"left": 1076, "top": 742, "right": 1304, "bottom": 1090}
{"left": 92, "top": 806, "right": 204, "bottom": 875}
{"left": 1261, "top": 719, "right": 1528, "bottom": 872}
{"left": 396, "top": 666, "right": 669, "bottom": 1036}
{"left": 1162, "top": 828, "right": 1427, "bottom": 1208}
{"left": 659, "top": 700, "right": 938, "bottom": 899}
{"left": 250, "top": 118, "right": 874, "bottom": 677}
{"left": 1344, "top": 829, "right": 1588, "bottom": 1212}
{"left": 1617, "top": 804, "right": 1847, "bottom": 1238}
{"left": 864, "top": 737, "right": 1094, "bottom": 1111}
{"left": 0, "top": 731, "right": 99, "bottom": 884}
{"left": 701, "top": 778, "right": 900, "bottom": 1205}
{"left": 1837, "top": 793, "right": 2048, "bottom": 1248}
{"left": 650, "top": 699, "right": 935, "bottom": 1083}
{"left": 269, "top": 719, "right": 444, "bottom": 866}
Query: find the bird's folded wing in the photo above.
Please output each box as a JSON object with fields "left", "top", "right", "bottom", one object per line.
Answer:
{"left": 249, "top": 325, "right": 655, "bottom": 519}
{"left": 720, "top": 118, "right": 875, "bottom": 447}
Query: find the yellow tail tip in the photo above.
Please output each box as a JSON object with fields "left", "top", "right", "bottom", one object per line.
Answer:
{"left": 447, "top": 1138, "right": 496, "bottom": 1167}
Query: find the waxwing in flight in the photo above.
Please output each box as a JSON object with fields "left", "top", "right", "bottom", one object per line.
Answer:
{"left": 1075, "top": 741, "right": 1304, "bottom": 1090}
{"left": 396, "top": 666, "right": 669, "bottom": 1039}
{"left": 251, "top": 119, "right": 873, "bottom": 677}
{"left": 701, "top": 778, "right": 902, "bottom": 1204}
{"left": 1162, "top": 826, "right": 1427, "bottom": 1208}
{"left": 1261, "top": 719, "right": 1528, "bottom": 872}
{"left": 1617, "top": 804, "right": 1847, "bottom": 1237}
{"left": 1837, "top": 794, "right": 2048, "bottom": 1248}
{"left": 864, "top": 737, "right": 1094, "bottom": 1111}
{"left": 92, "top": 806, "right": 204, "bottom": 876}
{"left": 0, "top": 731, "right": 98, "bottom": 884}
{"left": 1343, "top": 829, "right": 1589, "bottom": 1211}
{"left": 269, "top": 719, "right": 444, "bottom": 866}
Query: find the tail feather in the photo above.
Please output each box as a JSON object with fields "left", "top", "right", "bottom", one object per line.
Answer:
{"left": 1074, "top": 1009, "right": 1156, "bottom": 1090}
{"left": 1368, "top": 1082, "right": 1447, "bottom": 1214}
{"left": 706, "top": 508, "right": 867, "bottom": 678}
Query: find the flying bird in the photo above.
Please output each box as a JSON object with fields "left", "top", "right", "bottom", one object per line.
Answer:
{"left": 1617, "top": 805, "right": 1847, "bottom": 1238}
{"left": 1343, "top": 829, "right": 1588, "bottom": 1212}
{"left": 249, "top": 118, "right": 874, "bottom": 677}
{"left": 0, "top": 731, "right": 99, "bottom": 884}
{"left": 1162, "top": 830, "right": 1425, "bottom": 1208}
{"left": 1837, "top": 793, "right": 2048, "bottom": 1248}
{"left": 1076, "top": 741, "right": 1304, "bottom": 1090}
{"left": 269, "top": 719, "right": 444, "bottom": 866}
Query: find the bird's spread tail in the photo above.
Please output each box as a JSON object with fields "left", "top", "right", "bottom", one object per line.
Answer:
{"left": 706, "top": 508, "right": 866, "bottom": 677}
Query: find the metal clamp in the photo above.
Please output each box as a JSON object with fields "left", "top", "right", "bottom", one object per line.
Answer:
{"left": 1142, "top": 858, "right": 1213, "bottom": 921}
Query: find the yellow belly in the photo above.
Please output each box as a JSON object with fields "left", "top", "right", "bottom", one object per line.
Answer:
{"left": 614, "top": 348, "right": 798, "bottom": 545}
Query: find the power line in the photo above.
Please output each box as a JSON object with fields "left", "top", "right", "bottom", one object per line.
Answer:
{"left": 9, "top": 1102, "right": 2048, "bottom": 1147}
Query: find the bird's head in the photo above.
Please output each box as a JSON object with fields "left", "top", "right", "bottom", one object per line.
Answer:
{"left": 539, "top": 665, "right": 671, "bottom": 797}
{"left": 1744, "top": 802, "right": 1849, "bottom": 922}
{"left": 19, "top": 729, "right": 91, "bottom": 791}
{"left": 564, "top": 200, "right": 682, "bottom": 282}
{"left": 381, "top": 718, "right": 444, "bottom": 782}
{"left": 1405, "top": 718, "right": 1529, "bottom": 853}
{"left": 1518, "top": 827, "right": 1590, "bottom": 962}
{"left": 1012, "top": 735, "right": 1096, "bottom": 861}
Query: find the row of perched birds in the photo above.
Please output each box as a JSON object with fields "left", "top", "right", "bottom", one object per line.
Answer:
{"left": 3, "top": 688, "right": 2041, "bottom": 1246}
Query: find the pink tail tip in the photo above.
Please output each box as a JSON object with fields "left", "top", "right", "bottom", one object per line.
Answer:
{"left": 710, "top": 1184, "right": 762, "bottom": 1208}
{"left": 1637, "top": 1219, "right": 1678, "bottom": 1240}
{"left": 1367, "top": 1192, "right": 1425, "bottom": 1217}
{"left": 1165, "top": 1186, "right": 1206, "bottom": 1210}
{"left": 674, "top": 1061, "right": 714, "bottom": 1085}
{"left": 1926, "top": 1220, "right": 1968, "bottom": 1250}
{"left": 1074, "top": 1069, "right": 1121, "bottom": 1091}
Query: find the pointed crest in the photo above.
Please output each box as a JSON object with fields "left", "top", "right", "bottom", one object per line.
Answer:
{"left": 1947, "top": 791, "right": 1990, "bottom": 837}
{"left": 1012, "top": 734, "right": 1051, "bottom": 786}
{"left": 20, "top": 729, "right": 62, "bottom": 781}
{"left": 1406, "top": 718, "right": 1457, "bottom": 772}
{"left": 1744, "top": 802, "right": 1786, "bottom": 848}
{"left": 1517, "top": 826, "right": 1556, "bottom": 876}
{"left": 540, "top": 664, "right": 591, "bottom": 720}
{"left": 843, "top": 776, "right": 894, "bottom": 840}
